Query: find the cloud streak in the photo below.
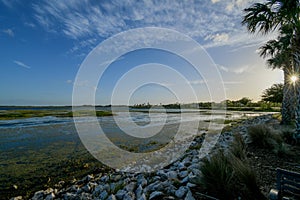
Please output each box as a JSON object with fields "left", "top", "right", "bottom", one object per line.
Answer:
{"left": 3, "top": 29, "right": 14, "bottom": 37}
{"left": 31, "top": 0, "right": 261, "bottom": 52}
{"left": 14, "top": 60, "right": 31, "bottom": 69}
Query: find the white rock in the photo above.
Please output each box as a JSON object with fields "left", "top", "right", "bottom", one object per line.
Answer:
{"left": 149, "top": 191, "right": 164, "bottom": 200}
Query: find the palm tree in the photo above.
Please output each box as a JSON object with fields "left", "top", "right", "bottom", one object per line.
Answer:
{"left": 259, "top": 27, "right": 298, "bottom": 124}
{"left": 242, "top": 0, "right": 300, "bottom": 128}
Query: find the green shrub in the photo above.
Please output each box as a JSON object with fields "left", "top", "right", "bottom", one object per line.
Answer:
{"left": 200, "top": 151, "right": 237, "bottom": 199}
{"left": 248, "top": 124, "right": 282, "bottom": 148}
{"left": 230, "top": 155, "right": 265, "bottom": 199}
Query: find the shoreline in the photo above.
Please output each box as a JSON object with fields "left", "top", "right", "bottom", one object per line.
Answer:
{"left": 9, "top": 113, "right": 299, "bottom": 200}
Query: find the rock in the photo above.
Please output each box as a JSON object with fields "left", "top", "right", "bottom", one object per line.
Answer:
{"left": 179, "top": 170, "right": 189, "bottom": 178}
{"left": 135, "top": 184, "right": 143, "bottom": 199}
{"left": 167, "top": 171, "right": 177, "bottom": 179}
{"left": 100, "top": 175, "right": 109, "bottom": 182}
{"left": 185, "top": 189, "right": 195, "bottom": 200}
{"left": 180, "top": 176, "right": 189, "bottom": 184}
{"left": 145, "top": 180, "right": 163, "bottom": 192}
{"left": 32, "top": 190, "right": 44, "bottom": 200}
{"left": 156, "top": 170, "right": 168, "bottom": 181}
{"left": 115, "top": 189, "right": 126, "bottom": 200}
{"left": 123, "top": 191, "right": 135, "bottom": 200}
{"left": 175, "top": 186, "right": 187, "bottom": 198}
{"left": 125, "top": 181, "right": 136, "bottom": 192}
{"left": 137, "top": 174, "right": 148, "bottom": 187}
{"left": 93, "top": 185, "right": 104, "bottom": 196}
{"left": 186, "top": 183, "right": 196, "bottom": 188}
{"left": 138, "top": 193, "right": 146, "bottom": 200}
{"left": 107, "top": 194, "right": 117, "bottom": 200}
{"left": 45, "top": 193, "right": 55, "bottom": 200}
{"left": 149, "top": 191, "right": 164, "bottom": 200}
{"left": 178, "top": 162, "right": 186, "bottom": 171}
{"left": 99, "top": 190, "right": 108, "bottom": 199}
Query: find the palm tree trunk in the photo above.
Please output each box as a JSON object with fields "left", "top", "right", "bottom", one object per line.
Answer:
{"left": 281, "top": 68, "right": 295, "bottom": 125}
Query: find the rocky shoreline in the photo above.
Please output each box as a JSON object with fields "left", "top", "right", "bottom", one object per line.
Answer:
{"left": 11, "top": 115, "right": 275, "bottom": 200}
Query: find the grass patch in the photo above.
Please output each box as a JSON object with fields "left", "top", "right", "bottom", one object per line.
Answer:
{"left": 199, "top": 136, "right": 265, "bottom": 200}
{"left": 0, "top": 110, "right": 113, "bottom": 120}
{"left": 248, "top": 124, "right": 293, "bottom": 157}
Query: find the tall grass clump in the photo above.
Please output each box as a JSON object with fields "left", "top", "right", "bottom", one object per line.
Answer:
{"left": 199, "top": 136, "right": 266, "bottom": 200}
{"left": 200, "top": 151, "right": 237, "bottom": 199}
{"left": 248, "top": 124, "right": 282, "bottom": 148}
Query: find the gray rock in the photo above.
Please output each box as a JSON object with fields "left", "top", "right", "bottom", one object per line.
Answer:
{"left": 100, "top": 175, "right": 109, "bottom": 182}
{"left": 135, "top": 185, "right": 143, "bottom": 199}
{"left": 123, "top": 191, "right": 135, "bottom": 200}
{"left": 45, "top": 193, "right": 55, "bottom": 200}
{"left": 175, "top": 186, "right": 187, "bottom": 198}
{"left": 107, "top": 194, "right": 117, "bottom": 200}
{"left": 180, "top": 176, "right": 189, "bottom": 184}
{"left": 137, "top": 174, "right": 148, "bottom": 187}
{"left": 149, "top": 191, "right": 164, "bottom": 200}
{"left": 32, "top": 190, "right": 44, "bottom": 200}
{"left": 125, "top": 182, "right": 136, "bottom": 192}
{"left": 179, "top": 171, "right": 188, "bottom": 178}
{"left": 93, "top": 185, "right": 104, "bottom": 196}
{"left": 167, "top": 171, "right": 177, "bottom": 179}
{"left": 178, "top": 162, "right": 186, "bottom": 171}
{"left": 99, "top": 190, "right": 108, "bottom": 199}
{"left": 186, "top": 183, "right": 196, "bottom": 188}
{"left": 137, "top": 193, "right": 146, "bottom": 200}
{"left": 185, "top": 189, "right": 195, "bottom": 200}
{"left": 115, "top": 189, "right": 127, "bottom": 200}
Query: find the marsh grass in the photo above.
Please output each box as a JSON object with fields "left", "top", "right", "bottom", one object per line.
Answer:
{"left": 0, "top": 110, "right": 113, "bottom": 120}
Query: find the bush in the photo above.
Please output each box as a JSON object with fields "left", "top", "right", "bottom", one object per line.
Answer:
{"left": 200, "top": 136, "right": 266, "bottom": 199}
{"left": 200, "top": 151, "right": 237, "bottom": 199}
{"left": 248, "top": 124, "right": 282, "bottom": 148}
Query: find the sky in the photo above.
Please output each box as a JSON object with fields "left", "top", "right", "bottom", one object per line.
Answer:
{"left": 0, "top": 0, "right": 283, "bottom": 106}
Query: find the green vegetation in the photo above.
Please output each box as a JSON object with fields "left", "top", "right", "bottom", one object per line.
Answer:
{"left": 262, "top": 83, "right": 283, "bottom": 103}
{"left": 242, "top": 0, "right": 300, "bottom": 130}
{"left": 248, "top": 124, "right": 292, "bottom": 157}
{"left": 0, "top": 110, "right": 113, "bottom": 120}
{"left": 199, "top": 136, "right": 265, "bottom": 200}
{"left": 131, "top": 97, "right": 281, "bottom": 112}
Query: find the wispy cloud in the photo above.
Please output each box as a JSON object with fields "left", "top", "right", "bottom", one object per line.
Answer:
{"left": 31, "top": 0, "right": 260, "bottom": 52}
{"left": 3, "top": 29, "right": 14, "bottom": 37}
{"left": 13, "top": 60, "right": 31, "bottom": 69}
{"left": 217, "top": 64, "right": 252, "bottom": 74}
{"left": 188, "top": 80, "right": 206, "bottom": 85}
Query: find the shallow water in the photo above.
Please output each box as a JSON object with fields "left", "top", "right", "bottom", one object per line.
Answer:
{"left": 0, "top": 108, "right": 274, "bottom": 198}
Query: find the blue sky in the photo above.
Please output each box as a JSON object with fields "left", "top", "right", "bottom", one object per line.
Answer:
{"left": 0, "top": 0, "right": 282, "bottom": 106}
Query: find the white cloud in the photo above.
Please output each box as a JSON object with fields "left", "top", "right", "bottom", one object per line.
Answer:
{"left": 31, "top": 0, "right": 259, "bottom": 52}
{"left": 216, "top": 64, "right": 252, "bottom": 74}
{"left": 66, "top": 80, "right": 72, "bottom": 84}
{"left": 232, "top": 65, "right": 250, "bottom": 74}
{"left": 188, "top": 80, "right": 206, "bottom": 85}
{"left": 13, "top": 60, "right": 31, "bottom": 69}
{"left": 3, "top": 29, "right": 14, "bottom": 37}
